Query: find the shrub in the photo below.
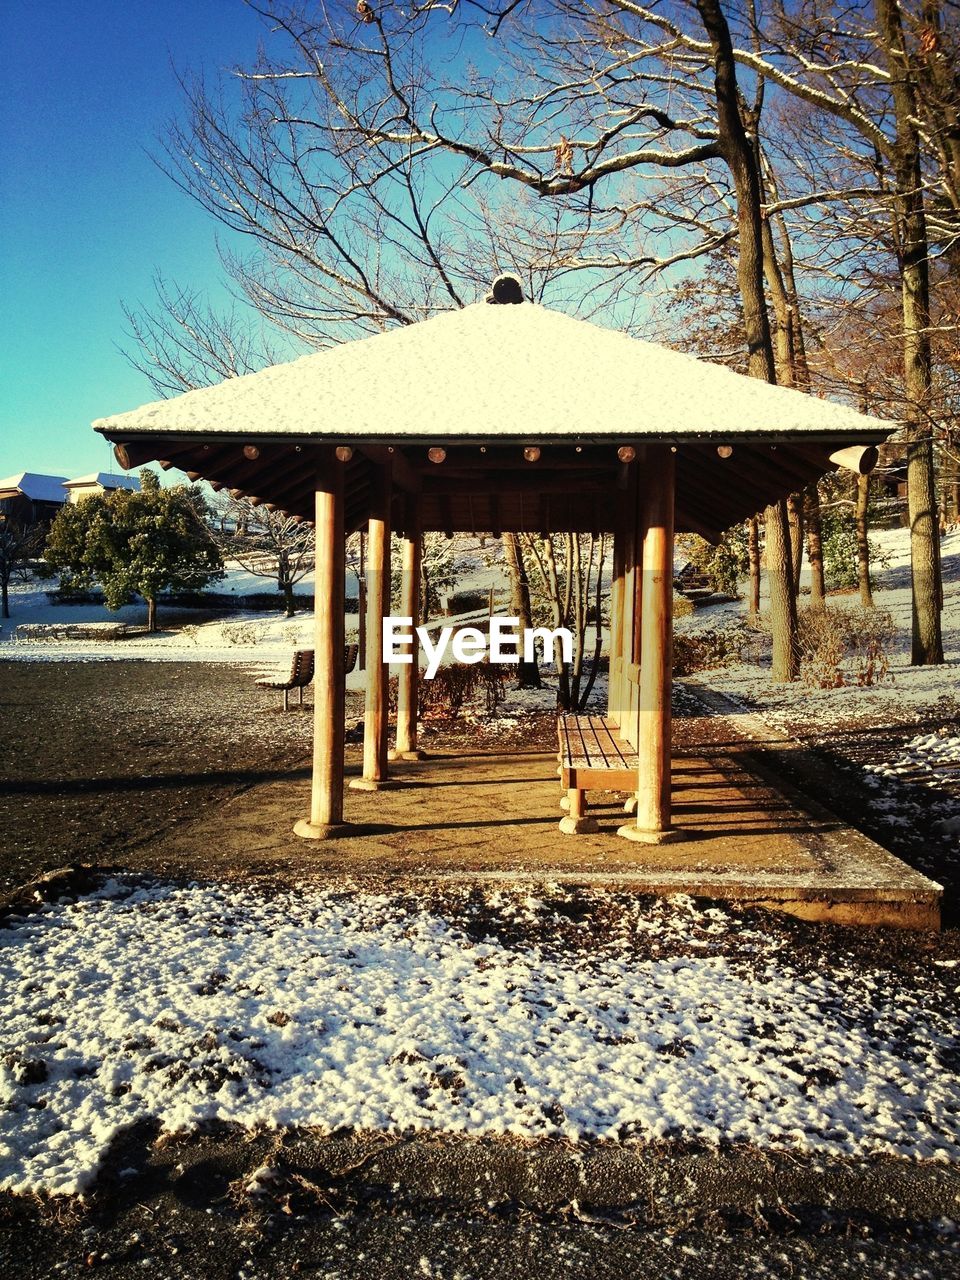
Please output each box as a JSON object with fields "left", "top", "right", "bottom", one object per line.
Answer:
{"left": 219, "top": 620, "right": 269, "bottom": 646}
{"left": 415, "top": 663, "right": 507, "bottom": 718}
{"left": 677, "top": 527, "right": 748, "bottom": 596}
{"left": 673, "top": 626, "right": 747, "bottom": 675}
{"left": 798, "top": 608, "right": 895, "bottom": 688}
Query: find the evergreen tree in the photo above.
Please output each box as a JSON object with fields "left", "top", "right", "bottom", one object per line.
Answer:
{"left": 45, "top": 470, "right": 223, "bottom": 632}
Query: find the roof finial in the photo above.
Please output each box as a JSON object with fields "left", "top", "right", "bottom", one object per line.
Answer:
{"left": 486, "top": 273, "right": 524, "bottom": 305}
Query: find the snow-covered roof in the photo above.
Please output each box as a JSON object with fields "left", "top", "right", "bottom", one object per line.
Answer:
{"left": 62, "top": 472, "right": 141, "bottom": 491}
{"left": 93, "top": 301, "right": 891, "bottom": 443}
{"left": 0, "top": 472, "right": 69, "bottom": 503}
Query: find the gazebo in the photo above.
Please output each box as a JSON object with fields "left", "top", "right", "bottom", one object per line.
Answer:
{"left": 94, "top": 283, "right": 888, "bottom": 848}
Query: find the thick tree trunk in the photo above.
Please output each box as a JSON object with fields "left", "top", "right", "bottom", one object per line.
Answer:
{"left": 697, "top": 0, "right": 776, "bottom": 384}
{"left": 146, "top": 596, "right": 158, "bottom": 633}
{"left": 502, "top": 531, "right": 541, "bottom": 687}
{"left": 747, "top": 516, "right": 761, "bottom": 617}
{"left": 787, "top": 493, "right": 805, "bottom": 597}
{"left": 804, "top": 486, "right": 826, "bottom": 610}
{"left": 697, "top": 0, "right": 797, "bottom": 680}
{"left": 282, "top": 580, "right": 295, "bottom": 618}
{"left": 856, "top": 474, "right": 875, "bottom": 608}
{"left": 766, "top": 500, "right": 799, "bottom": 682}
{"left": 877, "top": 0, "right": 944, "bottom": 665}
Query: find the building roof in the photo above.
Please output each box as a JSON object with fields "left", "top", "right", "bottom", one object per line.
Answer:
{"left": 0, "top": 473, "right": 69, "bottom": 503}
{"left": 91, "top": 297, "right": 894, "bottom": 538}
{"left": 93, "top": 301, "right": 891, "bottom": 444}
{"left": 62, "top": 472, "right": 141, "bottom": 491}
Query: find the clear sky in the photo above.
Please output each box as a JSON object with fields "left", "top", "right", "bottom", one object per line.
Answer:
{"left": 0, "top": 1, "right": 268, "bottom": 481}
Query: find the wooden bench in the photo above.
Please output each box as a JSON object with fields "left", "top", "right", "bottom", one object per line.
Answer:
{"left": 557, "top": 713, "right": 638, "bottom": 834}
{"left": 256, "top": 644, "right": 360, "bottom": 710}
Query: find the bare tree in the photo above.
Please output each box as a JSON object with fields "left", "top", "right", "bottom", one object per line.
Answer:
{"left": 0, "top": 517, "right": 44, "bottom": 620}
{"left": 520, "top": 532, "right": 606, "bottom": 710}
{"left": 213, "top": 494, "right": 314, "bottom": 616}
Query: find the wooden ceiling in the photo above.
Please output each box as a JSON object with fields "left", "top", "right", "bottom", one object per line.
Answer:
{"left": 111, "top": 435, "right": 877, "bottom": 541}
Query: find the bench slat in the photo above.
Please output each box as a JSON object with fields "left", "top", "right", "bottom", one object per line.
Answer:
{"left": 561, "top": 714, "right": 637, "bottom": 771}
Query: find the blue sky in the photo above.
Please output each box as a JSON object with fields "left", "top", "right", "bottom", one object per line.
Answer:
{"left": 0, "top": 1, "right": 267, "bottom": 480}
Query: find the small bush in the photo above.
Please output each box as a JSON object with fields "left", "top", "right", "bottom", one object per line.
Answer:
{"left": 673, "top": 593, "right": 695, "bottom": 619}
{"left": 414, "top": 663, "right": 507, "bottom": 718}
{"left": 220, "top": 620, "right": 269, "bottom": 646}
{"left": 798, "top": 608, "right": 895, "bottom": 688}
{"left": 677, "top": 528, "right": 748, "bottom": 596}
{"left": 673, "top": 627, "right": 746, "bottom": 676}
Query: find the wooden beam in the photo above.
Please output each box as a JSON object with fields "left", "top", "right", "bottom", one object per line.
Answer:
{"left": 787, "top": 443, "right": 880, "bottom": 476}
{"left": 294, "top": 453, "right": 350, "bottom": 840}
{"left": 350, "top": 460, "right": 393, "bottom": 791}
{"left": 619, "top": 446, "right": 682, "bottom": 845}
{"left": 360, "top": 445, "right": 421, "bottom": 493}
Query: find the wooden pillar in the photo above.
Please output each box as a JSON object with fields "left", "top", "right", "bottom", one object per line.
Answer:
{"left": 619, "top": 446, "right": 684, "bottom": 844}
{"left": 607, "top": 490, "right": 626, "bottom": 726}
{"left": 389, "top": 497, "right": 425, "bottom": 761}
{"left": 351, "top": 461, "right": 393, "bottom": 790}
{"left": 294, "top": 456, "right": 349, "bottom": 839}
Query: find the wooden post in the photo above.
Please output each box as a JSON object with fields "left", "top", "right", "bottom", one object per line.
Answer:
{"left": 294, "top": 456, "right": 350, "bottom": 839}
{"left": 607, "top": 492, "right": 626, "bottom": 726}
{"left": 618, "top": 472, "right": 638, "bottom": 745}
{"left": 389, "top": 496, "right": 425, "bottom": 761}
{"left": 350, "top": 461, "right": 393, "bottom": 790}
{"left": 619, "top": 446, "right": 684, "bottom": 844}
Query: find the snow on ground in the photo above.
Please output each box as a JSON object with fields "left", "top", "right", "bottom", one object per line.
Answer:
{"left": 678, "top": 526, "right": 960, "bottom": 737}
{"left": 1, "top": 880, "right": 959, "bottom": 1198}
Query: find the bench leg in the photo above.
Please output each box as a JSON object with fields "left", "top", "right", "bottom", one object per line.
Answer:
{"left": 283, "top": 688, "right": 290, "bottom": 712}
{"left": 299, "top": 684, "right": 305, "bottom": 707}
{"left": 559, "top": 788, "right": 599, "bottom": 835}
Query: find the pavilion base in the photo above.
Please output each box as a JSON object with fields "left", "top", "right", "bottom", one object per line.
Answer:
{"left": 387, "top": 749, "right": 428, "bottom": 762}
{"left": 293, "top": 819, "right": 355, "bottom": 841}
{"left": 349, "top": 777, "right": 399, "bottom": 792}
{"left": 616, "top": 823, "right": 688, "bottom": 846}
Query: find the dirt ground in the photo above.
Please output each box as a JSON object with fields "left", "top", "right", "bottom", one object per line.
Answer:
{"left": 2, "top": 659, "right": 960, "bottom": 1278}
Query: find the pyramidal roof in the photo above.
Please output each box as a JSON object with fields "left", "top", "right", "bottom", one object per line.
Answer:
{"left": 93, "top": 302, "right": 891, "bottom": 444}
{"left": 63, "top": 472, "right": 141, "bottom": 490}
{"left": 0, "top": 473, "right": 69, "bottom": 503}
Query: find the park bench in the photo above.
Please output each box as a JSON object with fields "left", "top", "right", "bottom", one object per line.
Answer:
{"left": 256, "top": 644, "right": 360, "bottom": 710}
{"left": 557, "top": 712, "right": 639, "bottom": 833}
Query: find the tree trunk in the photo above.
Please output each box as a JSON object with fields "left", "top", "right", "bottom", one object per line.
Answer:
{"left": 282, "top": 580, "right": 295, "bottom": 618}
{"left": 696, "top": 0, "right": 797, "bottom": 681}
{"left": 695, "top": 0, "right": 776, "bottom": 384}
{"left": 146, "top": 596, "right": 158, "bottom": 633}
{"left": 876, "top": 0, "right": 944, "bottom": 665}
{"left": 747, "top": 516, "right": 761, "bottom": 617}
{"left": 787, "top": 493, "right": 805, "bottom": 597}
{"left": 805, "top": 486, "right": 826, "bottom": 610}
{"left": 766, "top": 500, "right": 799, "bottom": 682}
{"left": 502, "top": 531, "right": 541, "bottom": 687}
{"left": 856, "top": 474, "right": 874, "bottom": 608}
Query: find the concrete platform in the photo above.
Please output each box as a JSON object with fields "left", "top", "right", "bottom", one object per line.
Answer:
{"left": 184, "top": 734, "right": 941, "bottom": 930}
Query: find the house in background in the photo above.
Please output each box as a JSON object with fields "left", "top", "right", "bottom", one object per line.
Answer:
{"left": 62, "top": 472, "right": 141, "bottom": 504}
{"left": 0, "top": 473, "right": 68, "bottom": 524}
